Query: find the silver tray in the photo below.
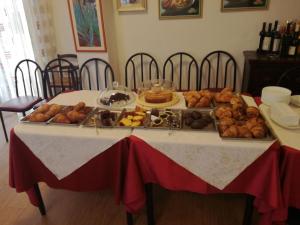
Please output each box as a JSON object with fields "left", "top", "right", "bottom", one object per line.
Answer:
{"left": 214, "top": 119, "right": 275, "bottom": 141}
{"left": 48, "top": 106, "right": 95, "bottom": 126}
{"left": 115, "top": 109, "right": 148, "bottom": 129}
{"left": 145, "top": 109, "right": 182, "bottom": 130}
{"left": 82, "top": 108, "right": 122, "bottom": 128}
{"left": 181, "top": 109, "right": 216, "bottom": 132}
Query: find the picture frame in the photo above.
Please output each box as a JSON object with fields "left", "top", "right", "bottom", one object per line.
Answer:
{"left": 159, "top": 0, "right": 202, "bottom": 20}
{"left": 221, "top": 0, "right": 269, "bottom": 12}
{"left": 67, "top": 0, "right": 107, "bottom": 52}
{"left": 117, "top": 0, "right": 147, "bottom": 12}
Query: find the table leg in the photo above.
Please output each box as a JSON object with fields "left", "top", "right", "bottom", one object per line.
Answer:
{"left": 33, "top": 183, "right": 46, "bottom": 215}
{"left": 145, "top": 183, "right": 155, "bottom": 225}
{"left": 126, "top": 212, "right": 133, "bottom": 225}
{"left": 242, "top": 195, "right": 254, "bottom": 225}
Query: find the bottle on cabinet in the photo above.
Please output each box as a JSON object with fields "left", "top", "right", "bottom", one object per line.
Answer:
{"left": 257, "top": 22, "right": 267, "bottom": 54}
{"left": 280, "top": 21, "right": 292, "bottom": 57}
{"left": 270, "top": 21, "right": 281, "bottom": 54}
{"left": 262, "top": 23, "right": 273, "bottom": 53}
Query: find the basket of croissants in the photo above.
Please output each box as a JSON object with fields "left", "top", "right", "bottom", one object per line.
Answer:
{"left": 215, "top": 100, "right": 269, "bottom": 139}
{"left": 51, "top": 102, "right": 92, "bottom": 124}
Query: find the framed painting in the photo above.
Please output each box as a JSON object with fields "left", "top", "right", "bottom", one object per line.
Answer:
{"left": 222, "top": 0, "right": 269, "bottom": 11}
{"left": 117, "top": 0, "right": 147, "bottom": 12}
{"left": 67, "top": 0, "right": 107, "bottom": 52}
{"left": 159, "top": 0, "right": 202, "bottom": 19}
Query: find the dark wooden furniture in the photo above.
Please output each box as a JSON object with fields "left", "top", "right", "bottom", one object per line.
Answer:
{"left": 242, "top": 51, "right": 300, "bottom": 96}
{"left": 277, "top": 66, "right": 300, "bottom": 95}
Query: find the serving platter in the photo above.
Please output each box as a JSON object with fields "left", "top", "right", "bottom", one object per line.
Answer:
{"left": 181, "top": 109, "right": 216, "bottom": 132}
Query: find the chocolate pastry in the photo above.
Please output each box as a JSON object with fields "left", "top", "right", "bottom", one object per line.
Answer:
{"left": 101, "top": 92, "right": 130, "bottom": 105}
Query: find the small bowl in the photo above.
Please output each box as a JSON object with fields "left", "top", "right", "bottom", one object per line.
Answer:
{"left": 261, "top": 86, "right": 291, "bottom": 106}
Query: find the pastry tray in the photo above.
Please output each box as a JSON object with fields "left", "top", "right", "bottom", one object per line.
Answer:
{"left": 82, "top": 108, "right": 122, "bottom": 128}
{"left": 145, "top": 109, "right": 182, "bottom": 130}
{"left": 181, "top": 109, "right": 216, "bottom": 132}
{"left": 20, "top": 105, "right": 66, "bottom": 125}
{"left": 214, "top": 119, "right": 275, "bottom": 141}
{"left": 115, "top": 109, "right": 148, "bottom": 128}
{"left": 47, "top": 106, "right": 95, "bottom": 126}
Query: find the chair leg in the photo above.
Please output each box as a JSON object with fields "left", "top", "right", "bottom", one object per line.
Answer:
{"left": 33, "top": 183, "right": 46, "bottom": 215}
{"left": 126, "top": 212, "right": 133, "bottom": 225}
{"left": 242, "top": 195, "right": 254, "bottom": 225}
{"left": 145, "top": 183, "right": 155, "bottom": 225}
{"left": 0, "top": 111, "right": 8, "bottom": 142}
{"left": 22, "top": 111, "right": 26, "bottom": 117}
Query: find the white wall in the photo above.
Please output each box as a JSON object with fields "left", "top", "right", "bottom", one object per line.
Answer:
{"left": 51, "top": 0, "right": 300, "bottom": 90}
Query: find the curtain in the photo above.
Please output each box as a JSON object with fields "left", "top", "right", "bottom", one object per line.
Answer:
{"left": 22, "top": 0, "right": 57, "bottom": 68}
{"left": 0, "top": 0, "right": 35, "bottom": 103}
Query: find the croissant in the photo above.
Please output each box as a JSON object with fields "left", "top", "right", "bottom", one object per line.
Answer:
{"left": 219, "top": 117, "right": 235, "bottom": 126}
{"left": 187, "top": 97, "right": 198, "bottom": 108}
{"left": 53, "top": 113, "right": 71, "bottom": 124}
{"left": 28, "top": 113, "right": 50, "bottom": 122}
{"left": 215, "top": 106, "right": 233, "bottom": 119}
{"left": 237, "top": 126, "right": 252, "bottom": 138}
{"left": 251, "top": 125, "right": 266, "bottom": 138}
{"left": 35, "top": 104, "right": 50, "bottom": 113}
{"left": 246, "top": 106, "right": 260, "bottom": 118}
{"left": 222, "top": 125, "right": 238, "bottom": 137}
{"left": 196, "top": 96, "right": 210, "bottom": 107}
{"left": 74, "top": 102, "right": 86, "bottom": 111}
{"left": 67, "top": 110, "right": 86, "bottom": 123}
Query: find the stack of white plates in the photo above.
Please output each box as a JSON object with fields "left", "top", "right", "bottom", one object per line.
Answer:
{"left": 261, "top": 86, "right": 291, "bottom": 106}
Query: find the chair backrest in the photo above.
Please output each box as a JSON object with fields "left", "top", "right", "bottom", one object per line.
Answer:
{"left": 14, "top": 59, "right": 45, "bottom": 98}
{"left": 44, "top": 58, "right": 79, "bottom": 97}
{"left": 57, "top": 54, "right": 79, "bottom": 69}
{"left": 79, "top": 58, "right": 115, "bottom": 90}
{"left": 125, "top": 52, "right": 159, "bottom": 90}
{"left": 277, "top": 66, "right": 300, "bottom": 94}
{"left": 200, "top": 50, "right": 237, "bottom": 91}
{"left": 163, "top": 52, "right": 198, "bottom": 91}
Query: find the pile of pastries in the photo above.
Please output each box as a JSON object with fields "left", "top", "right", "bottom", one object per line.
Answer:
{"left": 214, "top": 87, "right": 234, "bottom": 103}
{"left": 183, "top": 110, "right": 213, "bottom": 129}
{"left": 26, "top": 104, "right": 63, "bottom": 122}
{"left": 52, "top": 102, "right": 91, "bottom": 124}
{"left": 119, "top": 108, "right": 146, "bottom": 127}
{"left": 183, "top": 90, "right": 214, "bottom": 108}
{"left": 215, "top": 98, "right": 267, "bottom": 138}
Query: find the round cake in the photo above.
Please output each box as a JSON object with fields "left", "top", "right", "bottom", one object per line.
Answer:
{"left": 144, "top": 91, "right": 173, "bottom": 103}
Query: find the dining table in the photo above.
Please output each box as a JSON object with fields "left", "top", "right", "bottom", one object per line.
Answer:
{"left": 8, "top": 90, "right": 291, "bottom": 225}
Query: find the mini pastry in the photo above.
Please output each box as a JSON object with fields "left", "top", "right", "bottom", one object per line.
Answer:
{"left": 74, "top": 102, "right": 86, "bottom": 111}
{"left": 219, "top": 117, "right": 235, "bottom": 126}
{"left": 152, "top": 118, "right": 163, "bottom": 126}
{"left": 35, "top": 104, "right": 50, "bottom": 113}
{"left": 120, "top": 118, "right": 132, "bottom": 126}
{"left": 222, "top": 125, "right": 238, "bottom": 137}
{"left": 246, "top": 106, "right": 260, "bottom": 118}
{"left": 237, "top": 126, "right": 252, "bottom": 138}
{"left": 251, "top": 125, "right": 266, "bottom": 138}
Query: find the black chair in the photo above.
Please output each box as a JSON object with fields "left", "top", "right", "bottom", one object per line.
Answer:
{"left": 125, "top": 53, "right": 159, "bottom": 90}
{"left": 44, "top": 58, "right": 79, "bottom": 98}
{"left": 200, "top": 50, "right": 237, "bottom": 91}
{"left": 79, "top": 58, "right": 115, "bottom": 90}
{"left": 163, "top": 52, "right": 199, "bottom": 91}
{"left": 57, "top": 53, "right": 79, "bottom": 70}
{"left": 277, "top": 66, "right": 300, "bottom": 94}
{"left": 0, "top": 59, "right": 44, "bottom": 142}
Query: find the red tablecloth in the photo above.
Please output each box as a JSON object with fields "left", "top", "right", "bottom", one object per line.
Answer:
{"left": 9, "top": 129, "right": 129, "bottom": 207}
{"left": 9, "top": 128, "right": 287, "bottom": 225}
{"left": 281, "top": 146, "right": 300, "bottom": 210}
{"left": 124, "top": 136, "right": 285, "bottom": 225}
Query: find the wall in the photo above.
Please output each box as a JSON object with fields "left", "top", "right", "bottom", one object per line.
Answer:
{"left": 51, "top": 0, "right": 300, "bottom": 90}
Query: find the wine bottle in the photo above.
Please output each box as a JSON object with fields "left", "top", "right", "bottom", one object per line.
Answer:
{"left": 297, "top": 35, "right": 300, "bottom": 56}
{"left": 257, "top": 22, "right": 267, "bottom": 54}
{"left": 280, "top": 22, "right": 292, "bottom": 57}
{"left": 262, "top": 23, "right": 272, "bottom": 53}
{"left": 270, "top": 21, "right": 281, "bottom": 54}
{"left": 288, "top": 26, "right": 298, "bottom": 57}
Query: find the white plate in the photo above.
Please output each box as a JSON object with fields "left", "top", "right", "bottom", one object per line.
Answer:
{"left": 270, "top": 117, "right": 300, "bottom": 130}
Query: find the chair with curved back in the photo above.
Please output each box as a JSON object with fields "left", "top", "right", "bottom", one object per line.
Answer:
{"left": 57, "top": 53, "right": 79, "bottom": 70}
{"left": 79, "top": 58, "right": 115, "bottom": 90}
{"left": 44, "top": 58, "right": 79, "bottom": 98}
{"left": 125, "top": 52, "right": 159, "bottom": 90}
{"left": 163, "top": 52, "right": 199, "bottom": 91}
{"left": 200, "top": 50, "right": 237, "bottom": 91}
{"left": 0, "top": 59, "right": 44, "bottom": 142}
{"left": 277, "top": 66, "right": 300, "bottom": 95}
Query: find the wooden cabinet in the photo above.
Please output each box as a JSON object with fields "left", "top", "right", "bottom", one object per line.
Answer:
{"left": 242, "top": 51, "right": 300, "bottom": 96}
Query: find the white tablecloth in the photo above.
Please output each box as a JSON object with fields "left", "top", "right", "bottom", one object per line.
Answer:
{"left": 14, "top": 91, "right": 275, "bottom": 189}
